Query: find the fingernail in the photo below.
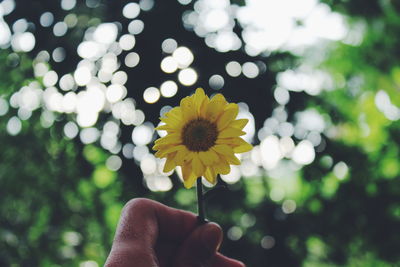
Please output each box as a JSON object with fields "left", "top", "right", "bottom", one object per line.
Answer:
{"left": 201, "top": 223, "right": 222, "bottom": 252}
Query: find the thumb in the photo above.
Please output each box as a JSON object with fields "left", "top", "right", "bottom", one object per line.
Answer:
{"left": 174, "top": 222, "right": 222, "bottom": 267}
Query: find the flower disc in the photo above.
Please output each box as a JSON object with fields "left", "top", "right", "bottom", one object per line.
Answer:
{"left": 182, "top": 119, "right": 218, "bottom": 151}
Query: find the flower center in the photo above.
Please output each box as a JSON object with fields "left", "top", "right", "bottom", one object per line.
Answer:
{"left": 182, "top": 118, "right": 218, "bottom": 152}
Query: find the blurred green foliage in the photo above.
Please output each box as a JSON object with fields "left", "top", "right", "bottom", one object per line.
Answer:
{"left": 1, "top": 0, "right": 400, "bottom": 267}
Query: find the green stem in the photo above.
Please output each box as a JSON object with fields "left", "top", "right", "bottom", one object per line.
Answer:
{"left": 196, "top": 178, "right": 206, "bottom": 223}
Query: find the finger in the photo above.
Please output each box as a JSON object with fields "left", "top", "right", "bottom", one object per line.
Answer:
{"left": 114, "top": 198, "right": 199, "bottom": 244}
{"left": 212, "top": 253, "right": 246, "bottom": 267}
{"left": 105, "top": 242, "right": 157, "bottom": 267}
{"left": 105, "top": 198, "right": 199, "bottom": 267}
{"left": 174, "top": 222, "right": 223, "bottom": 267}
{"left": 154, "top": 240, "right": 179, "bottom": 265}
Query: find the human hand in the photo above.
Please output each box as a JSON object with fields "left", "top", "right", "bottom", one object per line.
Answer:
{"left": 105, "top": 198, "right": 245, "bottom": 267}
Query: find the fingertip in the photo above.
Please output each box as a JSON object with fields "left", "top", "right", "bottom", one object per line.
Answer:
{"left": 201, "top": 222, "right": 223, "bottom": 252}
{"left": 121, "top": 198, "right": 156, "bottom": 219}
{"left": 229, "top": 260, "right": 246, "bottom": 267}
{"left": 174, "top": 222, "right": 223, "bottom": 265}
{"left": 212, "top": 253, "right": 247, "bottom": 267}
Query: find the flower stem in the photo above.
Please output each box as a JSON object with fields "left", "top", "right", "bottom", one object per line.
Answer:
{"left": 196, "top": 178, "right": 206, "bottom": 223}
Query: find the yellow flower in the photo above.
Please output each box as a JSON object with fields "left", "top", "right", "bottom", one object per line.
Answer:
{"left": 153, "top": 88, "right": 253, "bottom": 188}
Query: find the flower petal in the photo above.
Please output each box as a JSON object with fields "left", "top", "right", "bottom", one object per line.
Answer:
{"left": 199, "top": 94, "right": 210, "bottom": 117}
{"left": 198, "top": 150, "right": 219, "bottom": 166}
{"left": 175, "top": 147, "right": 191, "bottom": 165}
{"left": 225, "top": 153, "right": 241, "bottom": 165}
{"left": 212, "top": 144, "right": 234, "bottom": 156}
{"left": 217, "top": 103, "right": 239, "bottom": 130}
{"left": 204, "top": 167, "right": 217, "bottom": 185}
{"left": 180, "top": 97, "right": 197, "bottom": 122}
{"left": 154, "top": 150, "right": 163, "bottom": 158}
{"left": 218, "top": 127, "right": 245, "bottom": 138}
{"left": 213, "top": 157, "right": 230, "bottom": 175}
{"left": 230, "top": 118, "right": 249, "bottom": 130}
{"left": 155, "top": 124, "right": 170, "bottom": 131}
{"left": 193, "top": 88, "right": 206, "bottom": 115}
{"left": 155, "top": 133, "right": 181, "bottom": 145}
{"left": 163, "top": 153, "right": 177, "bottom": 172}
{"left": 167, "top": 106, "right": 182, "bottom": 118}
{"left": 192, "top": 153, "right": 205, "bottom": 177}
{"left": 155, "top": 145, "right": 185, "bottom": 158}
{"left": 206, "top": 94, "right": 227, "bottom": 122}
{"left": 160, "top": 107, "right": 183, "bottom": 128}
{"left": 215, "top": 137, "right": 240, "bottom": 145}
{"left": 153, "top": 143, "right": 175, "bottom": 152}
{"left": 233, "top": 139, "right": 253, "bottom": 153}
{"left": 152, "top": 143, "right": 163, "bottom": 151}
{"left": 215, "top": 137, "right": 252, "bottom": 153}
{"left": 182, "top": 164, "right": 198, "bottom": 189}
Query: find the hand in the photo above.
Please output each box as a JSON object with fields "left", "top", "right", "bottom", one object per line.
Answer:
{"left": 105, "top": 198, "right": 245, "bottom": 267}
